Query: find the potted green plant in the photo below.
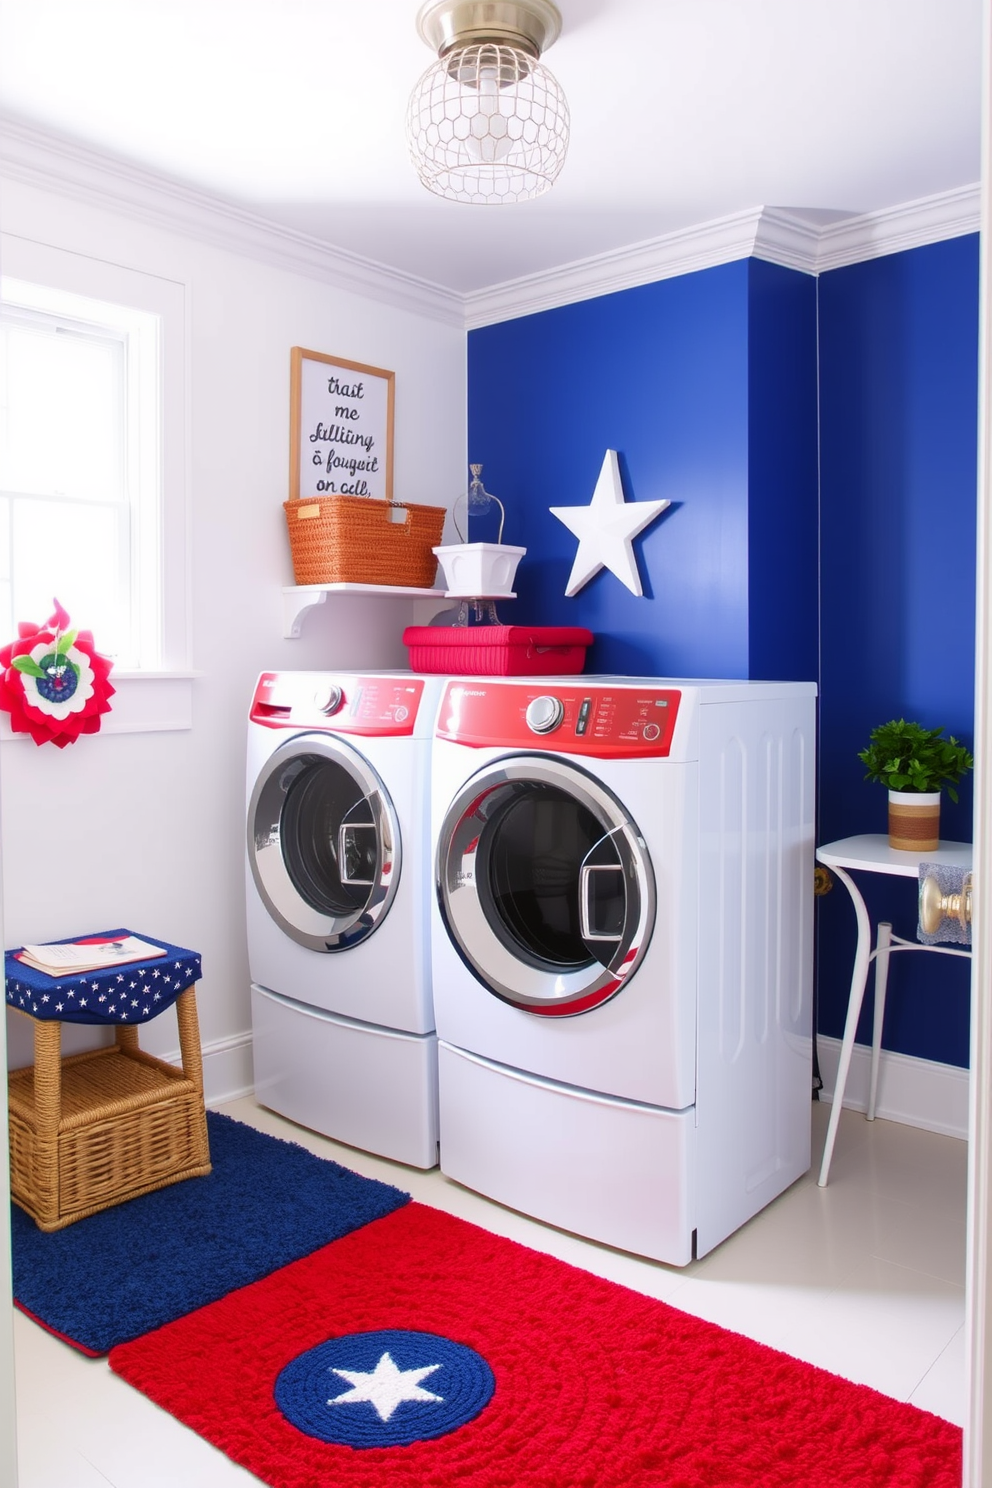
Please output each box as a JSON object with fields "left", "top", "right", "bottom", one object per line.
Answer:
{"left": 858, "top": 718, "right": 973, "bottom": 852}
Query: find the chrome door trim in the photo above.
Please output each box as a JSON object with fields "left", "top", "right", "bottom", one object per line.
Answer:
{"left": 436, "top": 753, "right": 655, "bottom": 1014}
{"left": 248, "top": 732, "right": 400, "bottom": 952}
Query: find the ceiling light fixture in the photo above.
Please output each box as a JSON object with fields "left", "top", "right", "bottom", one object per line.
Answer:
{"left": 407, "top": 0, "right": 568, "bottom": 205}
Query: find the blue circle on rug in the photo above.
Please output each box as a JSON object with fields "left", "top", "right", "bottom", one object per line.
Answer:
{"left": 274, "top": 1328, "right": 496, "bottom": 1448}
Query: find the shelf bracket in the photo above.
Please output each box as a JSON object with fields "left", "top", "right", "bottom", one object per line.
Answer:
{"left": 282, "top": 584, "right": 450, "bottom": 638}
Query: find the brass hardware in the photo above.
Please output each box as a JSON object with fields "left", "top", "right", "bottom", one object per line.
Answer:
{"left": 813, "top": 866, "right": 833, "bottom": 897}
{"left": 920, "top": 872, "right": 972, "bottom": 935}
{"left": 416, "top": 1, "right": 562, "bottom": 59}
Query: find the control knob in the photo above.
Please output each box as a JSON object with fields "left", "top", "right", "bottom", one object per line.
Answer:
{"left": 526, "top": 695, "right": 565, "bottom": 735}
{"left": 315, "top": 684, "right": 343, "bottom": 716}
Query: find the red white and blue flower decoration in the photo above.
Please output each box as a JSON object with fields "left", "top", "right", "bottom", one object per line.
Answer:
{"left": 0, "top": 600, "right": 115, "bottom": 748}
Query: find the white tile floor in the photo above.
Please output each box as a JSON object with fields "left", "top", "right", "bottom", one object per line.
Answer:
{"left": 13, "top": 1097, "right": 968, "bottom": 1487}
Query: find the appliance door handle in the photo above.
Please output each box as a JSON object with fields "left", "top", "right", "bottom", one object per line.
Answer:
{"left": 578, "top": 863, "right": 626, "bottom": 941}
{"left": 578, "top": 816, "right": 629, "bottom": 943}
{"left": 338, "top": 818, "right": 379, "bottom": 886}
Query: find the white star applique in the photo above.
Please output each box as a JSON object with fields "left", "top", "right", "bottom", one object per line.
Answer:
{"left": 549, "top": 449, "right": 670, "bottom": 597}
{"left": 327, "top": 1351, "right": 443, "bottom": 1423}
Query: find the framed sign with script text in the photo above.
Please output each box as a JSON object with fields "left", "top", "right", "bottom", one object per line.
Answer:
{"left": 289, "top": 348, "right": 394, "bottom": 503}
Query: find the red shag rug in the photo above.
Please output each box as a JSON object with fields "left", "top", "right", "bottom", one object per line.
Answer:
{"left": 110, "top": 1202, "right": 961, "bottom": 1488}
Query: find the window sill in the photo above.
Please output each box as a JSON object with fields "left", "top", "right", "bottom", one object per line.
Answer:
{"left": 0, "top": 671, "right": 198, "bottom": 742}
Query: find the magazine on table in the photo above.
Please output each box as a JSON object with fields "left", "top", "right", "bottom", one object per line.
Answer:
{"left": 16, "top": 934, "right": 167, "bottom": 977}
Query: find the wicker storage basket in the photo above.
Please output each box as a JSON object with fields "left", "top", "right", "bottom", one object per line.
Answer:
{"left": 8, "top": 989, "right": 211, "bottom": 1231}
{"left": 284, "top": 494, "right": 446, "bottom": 588}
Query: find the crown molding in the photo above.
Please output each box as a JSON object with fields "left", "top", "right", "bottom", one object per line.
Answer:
{"left": 751, "top": 207, "right": 822, "bottom": 275}
{"left": 0, "top": 114, "right": 979, "bottom": 333}
{"left": 0, "top": 113, "right": 465, "bottom": 328}
{"left": 465, "top": 187, "right": 981, "bottom": 328}
{"left": 463, "top": 207, "right": 769, "bottom": 328}
{"left": 813, "top": 183, "right": 981, "bottom": 272}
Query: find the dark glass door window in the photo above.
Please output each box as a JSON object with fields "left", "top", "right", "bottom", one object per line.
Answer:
{"left": 279, "top": 756, "right": 378, "bottom": 917}
{"left": 436, "top": 754, "right": 654, "bottom": 1013}
{"left": 478, "top": 784, "right": 625, "bottom": 972}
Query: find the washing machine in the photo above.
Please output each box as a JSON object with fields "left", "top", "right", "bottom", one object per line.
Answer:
{"left": 431, "top": 676, "right": 816, "bottom": 1263}
{"left": 247, "top": 670, "right": 443, "bottom": 1168}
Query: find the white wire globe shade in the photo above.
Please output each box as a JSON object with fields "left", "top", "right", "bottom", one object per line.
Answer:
{"left": 406, "top": 42, "right": 569, "bottom": 205}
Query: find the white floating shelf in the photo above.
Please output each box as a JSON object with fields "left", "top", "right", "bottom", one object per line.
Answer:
{"left": 283, "top": 583, "right": 448, "bottom": 638}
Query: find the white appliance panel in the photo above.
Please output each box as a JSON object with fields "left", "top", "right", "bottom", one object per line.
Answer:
{"left": 429, "top": 677, "right": 817, "bottom": 1264}
{"left": 247, "top": 671, "right": 442, "bottom": 1166}
{"left": 430, "top": 740, "right": 698, "bottom": 1109}
{"left": 252, "top": 984, "right": 438, "bottom": 1169}
{"left": 439, "top": 1041, "right": 695, "bottom": 1265}
{"left": 694, "top": 699, "right": 815, "bottom": 1254}
{"left": 247, "top": 733, "right": 434, "bottom": 1033}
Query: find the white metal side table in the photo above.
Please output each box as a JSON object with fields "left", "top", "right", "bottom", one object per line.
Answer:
{"left": 815, "top": 833, "right": 972, "bottom": 1187}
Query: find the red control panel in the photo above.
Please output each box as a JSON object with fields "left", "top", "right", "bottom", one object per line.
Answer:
{"left": 436, "top": 681, "right": 681, "bottom": 758}
{"left": 250, "top": 673, "right": 425, "bottom": 736}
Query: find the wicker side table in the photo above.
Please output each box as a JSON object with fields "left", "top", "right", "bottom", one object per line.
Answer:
{"left": 5, "top": 932, "right": 211, "bottom": 1231}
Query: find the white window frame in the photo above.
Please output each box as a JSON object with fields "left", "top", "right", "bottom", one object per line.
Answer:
{"left": 0, "top": 288, "right": 155, "bottom": 668}
{"left": 0, "top": 234, "right": 190, "bottom": 731}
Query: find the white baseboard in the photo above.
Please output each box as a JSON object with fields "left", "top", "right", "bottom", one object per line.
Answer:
{"left": 158, "top": 1028, "right": 254, "bottom": 1107}
{"left": 817, "top": 1034, "right": 969, "bottom": 1141}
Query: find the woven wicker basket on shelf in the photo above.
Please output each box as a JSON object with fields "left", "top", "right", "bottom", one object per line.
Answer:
{"left": 284, "top": 494, "right": 446, "bottom": 588}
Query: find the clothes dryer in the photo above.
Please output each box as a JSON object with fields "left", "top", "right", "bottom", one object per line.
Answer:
{"left": 247, "top": 670, "right": 442, "bottom": 1167}
{"left": 431, "top": 676, "right": 816, "bottom": 1261}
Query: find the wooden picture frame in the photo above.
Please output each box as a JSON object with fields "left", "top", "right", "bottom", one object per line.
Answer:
{"left": 289, "top": 347, "right": 395, "bottom": 503}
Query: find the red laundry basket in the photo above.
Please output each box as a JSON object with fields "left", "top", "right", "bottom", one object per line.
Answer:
{"left": 402, "top": 625, "right": 593, "bottom": 676}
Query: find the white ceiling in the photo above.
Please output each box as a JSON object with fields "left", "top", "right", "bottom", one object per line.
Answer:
{"left": 0, "top": 0, "right": 982, "bottom": 294}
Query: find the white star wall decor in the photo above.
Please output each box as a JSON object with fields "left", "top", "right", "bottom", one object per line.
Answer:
{"left": 549, "top": 450, "right": 671, "bottom": 598}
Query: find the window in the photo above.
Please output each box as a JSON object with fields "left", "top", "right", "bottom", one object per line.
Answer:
{"left": 0, "top": 281, "right": 160, "bottom": 668}
{"left": 0, "top": 239, "right": 187, "bottom": 678}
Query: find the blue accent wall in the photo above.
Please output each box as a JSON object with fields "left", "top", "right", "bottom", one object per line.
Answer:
{"left": 816, "top": 235, "right": 979, "bottom": 1068}
{"left": 468, "top": 258, "right": 819, "bottom": 682}
{"left": 747, "top": 259, "right": 820, "bottom": 682}
{"left": 467, "top": 235, "right": 978, "bottom": 1072}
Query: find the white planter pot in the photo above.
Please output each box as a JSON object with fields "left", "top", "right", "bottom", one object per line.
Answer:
{"left": 432, "top": 542, "right": 526, "bottom": 598}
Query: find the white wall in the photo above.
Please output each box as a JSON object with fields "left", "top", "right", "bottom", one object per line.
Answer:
{"left": 1, "top": 174, "right": 467, "bottom": 1097}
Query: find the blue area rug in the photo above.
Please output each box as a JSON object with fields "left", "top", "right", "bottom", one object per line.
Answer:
{"left": 11, "top": 1110, "right": 410, "bottom": 1355}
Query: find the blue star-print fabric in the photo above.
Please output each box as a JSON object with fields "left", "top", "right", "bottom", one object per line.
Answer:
{"left": 5, "top": 929, "right": 201, "bottom": 1025}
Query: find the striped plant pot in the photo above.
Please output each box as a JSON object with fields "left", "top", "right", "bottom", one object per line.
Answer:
{"left": 888, "top": 789, "right": 941, "bottom": 853}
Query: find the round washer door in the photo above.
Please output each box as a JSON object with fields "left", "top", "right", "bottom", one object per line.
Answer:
{"left": 436, "top": 754, "right": 655, "bottom": 1015}
{"left": 248, "top": 733, "right": 400, "bottom": 952}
